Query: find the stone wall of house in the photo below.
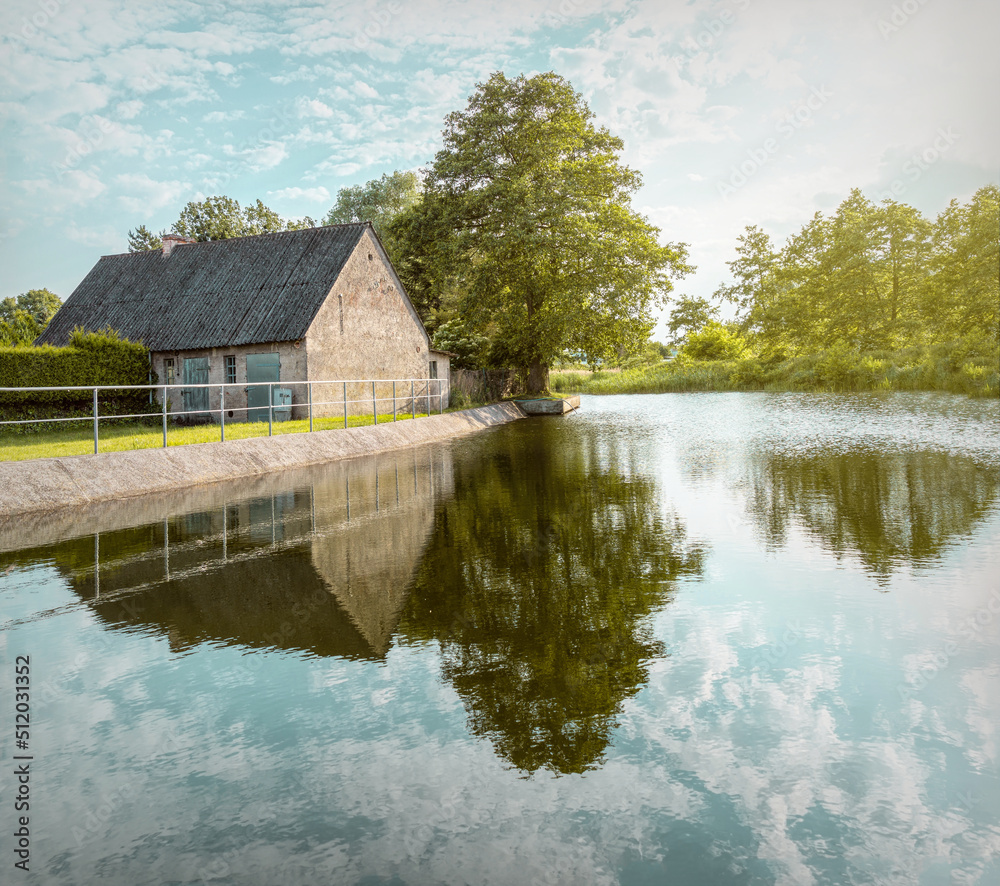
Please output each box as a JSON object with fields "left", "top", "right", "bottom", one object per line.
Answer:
{"left": 151, "top": 340, "right": 308, "bottom": 423}
{"left": 305, "top": 229, "right": 449, "bottom": 415}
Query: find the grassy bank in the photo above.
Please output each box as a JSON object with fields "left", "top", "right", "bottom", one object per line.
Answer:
{"left": 552, "top": 342, "right": 998, "bottom": 398}
{"left": 0, "top": 412, "right": 438, "bottom": 462}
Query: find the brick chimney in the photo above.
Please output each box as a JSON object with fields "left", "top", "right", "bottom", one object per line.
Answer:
{"left": 162, "top": 233, "right": 195, "bottom": 256}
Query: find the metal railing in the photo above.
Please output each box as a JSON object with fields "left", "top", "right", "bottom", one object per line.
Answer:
{"left": 0, "top": 377, "right": 448, "bottom": 454}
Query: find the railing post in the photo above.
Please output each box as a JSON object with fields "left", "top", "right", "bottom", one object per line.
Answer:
{"left": 411, "top": 380, "right": 415, "bottom": 420}
{"left": 220, "top": 384, "right": 225, "bottom": 442}
{"left": 343, "top": 382, "right": 348, "bottom": 429}
{"left": 162, "top": 385, "right": 168, "bottom": 448}
{"left": 426, "top": 381, "right": 430, "bottom": 417}
{"left": 372, "top": 381, "right": 377, "bottom": 426}
{"left": 308, "top": 382, "right": 313, "bottom": 432}
{"left": 393, "top": 381, "right": 397, "bottom": 421}
{"left": 268, "top": 382, "right": 273, "bottom": 436}
{"left": 439, "top": 379, "right": 444, "bottom": 414}
{"left": 93, "top": 387, "right": 99, "bottom": 454}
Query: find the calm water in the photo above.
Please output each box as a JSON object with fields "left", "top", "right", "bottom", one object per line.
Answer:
{"left": 2, "top": 392, "right": 999, "bottom": 886}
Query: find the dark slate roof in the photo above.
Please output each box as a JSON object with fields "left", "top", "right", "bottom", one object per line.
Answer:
{"left": 38, "top": 224, "right": 369, "bottom": 351}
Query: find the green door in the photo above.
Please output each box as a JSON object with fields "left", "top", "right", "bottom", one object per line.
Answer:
{"left": 182, "top": 357, "right": 210, "bottom": 420}
{"left": 246, "top": 353, "right": 280, "bottom": 422}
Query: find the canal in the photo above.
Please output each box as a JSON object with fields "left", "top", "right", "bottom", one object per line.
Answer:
{"left": 1, "top": 392, "right": 999, "bottom": 885}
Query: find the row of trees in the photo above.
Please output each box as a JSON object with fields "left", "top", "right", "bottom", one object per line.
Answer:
{"left": 122, "top": 73, "right": 995, "bottom": 386}
{"left": 127, "top": 196, "right": 318, "bottom": 252}
{"left": 698, "top": 185, "right": 999, "bottom": 356}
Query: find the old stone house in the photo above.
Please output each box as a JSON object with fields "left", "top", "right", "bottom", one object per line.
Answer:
{"left": 37, "top": 224, "right": 450, "bottom": 421}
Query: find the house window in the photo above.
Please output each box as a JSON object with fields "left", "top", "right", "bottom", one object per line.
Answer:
{"left": 225, "top": 355, "right": 237, "bottom": 386}
{"left": 429, "top": 360, "right": 438, "bottom": 380}
{"left": 338, "top": 293, "right": 344, "bottom": 334}
{"left": 164, "top": 358, "right": 175, "bottom": 386}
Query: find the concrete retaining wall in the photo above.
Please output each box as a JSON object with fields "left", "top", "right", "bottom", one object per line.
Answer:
{"left": 515, "top": 395, "right": 581, "bottom": 415}
{"left": 0, "top": 402, "right": 524, "bottom": 520}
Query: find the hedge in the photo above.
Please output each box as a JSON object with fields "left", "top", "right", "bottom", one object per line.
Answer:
{"left": 0, "top": 328, "right": 151, "bottom": 407}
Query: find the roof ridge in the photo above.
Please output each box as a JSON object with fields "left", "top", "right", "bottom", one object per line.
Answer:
{"left": 102, "top": 222, "right": 371, "bottom": 258}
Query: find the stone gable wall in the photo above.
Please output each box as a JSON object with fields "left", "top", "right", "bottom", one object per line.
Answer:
{"left": 306, "top": 229, "right": 448, "bottom": 414}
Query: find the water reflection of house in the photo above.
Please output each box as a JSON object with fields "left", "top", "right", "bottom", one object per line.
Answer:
{"left": 30, "top": 449, "right": 453, "bottom": 659}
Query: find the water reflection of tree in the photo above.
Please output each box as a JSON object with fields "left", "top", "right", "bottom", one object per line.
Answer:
{"left": 744, "top": 450, "right": 999, "bottom": 579}
{"left": 398, "top": 424, "right": 706, "bottom": 775}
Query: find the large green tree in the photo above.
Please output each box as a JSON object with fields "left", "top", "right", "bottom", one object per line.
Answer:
{"left": 876, "top": 199, "right": 932, "bottom": 342}
{"left": 421, "top": 71, "right": 691, "bottom": 391}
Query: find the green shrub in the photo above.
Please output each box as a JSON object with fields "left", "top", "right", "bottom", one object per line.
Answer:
{"left": 815, "top": 341, "right": 866, "bottom": 390}
{"left": 786, "top": 366, "right": 819, "bottom": 390}
{"left": 1, "top": 328, "right": 154, "bottom": 434}
{"left": 683, "top": 322, "right": 748, "bottom": 361}
{"left": 0, "top": 327, "right": 149, "bottom": 406}
{"left": 729, "top": 358, "right": 768, "bottom": 388}
{"left": 531, "top": 340, "right": 999, "bottom": 397}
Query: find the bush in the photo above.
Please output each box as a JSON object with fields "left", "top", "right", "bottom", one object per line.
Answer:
{"left": 815, "top": 341, "right": 865, "bottom": 390}
{"left": 0, "top": 327, "right": 149, "bottom": 405}
{"left": 729, "top": 358, "right": 768, "bottom": 388}
{"left": 683, "top": 322, "right": 748, "bottom": 361}
{"left": 553, "top": 338, "right": 999, "bottom": 397}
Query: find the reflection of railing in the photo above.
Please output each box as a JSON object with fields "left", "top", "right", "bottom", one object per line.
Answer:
{"left": 0, "top": 377, "right": 448, "bottom": 453}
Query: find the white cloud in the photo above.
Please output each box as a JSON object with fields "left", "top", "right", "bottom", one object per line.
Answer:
{"left": 2, "top": 0, "right": 998, "bottom": 309}
{"left": 116, "top": 99, "right": 144, "bottom": 119}
{"left": 17, "top": 169, "right": 106, "bottom": 203}
{"left": 297, "top": 97, "right": 335, "bottom": 118}
{"left": 202, "top": 109, "right": 245, "bottom": 123}
{"left": 247, "top": 141, "right": 289, "bottom": 171}
{"left": 267, "top": 186, "right": 332, "bottom": 204}
{"left": 114, "top": 172, "right": 191, "bottom": 214}
{"left": 65, "top": 222, "right": 123, "bottom": 249}
{"left": 315, "top": 161, "right": 363, "bottom": 178}
{"left": 270, "top": 64, "right": 338, "bottom": 85}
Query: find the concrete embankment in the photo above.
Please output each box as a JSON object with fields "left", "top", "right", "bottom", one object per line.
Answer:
{"left": 0, "top": 402, "right": 524, "bottom": 520}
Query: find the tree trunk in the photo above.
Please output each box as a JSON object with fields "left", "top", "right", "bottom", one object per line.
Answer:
{"left": 527, "top": 359, "right": 549, "bottom": 394}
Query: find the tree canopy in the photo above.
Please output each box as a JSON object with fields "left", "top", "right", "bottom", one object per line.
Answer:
{"left": 323, "top": 170, "right": 422, "bottom": 237}
{"left": 1, "top": 289, "right": 62, "bottom": 326}
{"left": 127, "top": 196, "right": 315, "bottom": 252}
{"left": 712, "top": 185, "right": 998, "bottom": 354}
{"left": 412, "top": 71, "right": 691, "bottom": 390}
{"left": 666, "top": 294, "right": 719, "bottom": 345}
{"left": 431, "top": 318, "right": 489, "bottom": 369}
{"left": 0, "top": 289, "right": 62, "bottom": 346}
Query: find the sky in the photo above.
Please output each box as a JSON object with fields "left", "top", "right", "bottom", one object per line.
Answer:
{"left": 1, "top": 0, "right": 997, "bottom": 338}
